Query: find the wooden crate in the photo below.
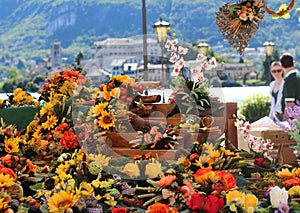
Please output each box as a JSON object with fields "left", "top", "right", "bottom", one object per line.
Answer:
{"left": 261, "top": 130, "right": 297, "bottom": 165}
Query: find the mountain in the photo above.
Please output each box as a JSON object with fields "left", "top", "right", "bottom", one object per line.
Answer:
{"left": 0, "top": 0, "right": 300, "bottom": 63}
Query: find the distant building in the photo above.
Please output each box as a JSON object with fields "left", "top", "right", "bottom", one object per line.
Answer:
{"left": 216, "top": 63, "right": 256, "bottom": 82}
{"left": 90, "top": 37, "right": 161, "bottom": 70}
{"left": 51, "top": 39, "right": 62, "bottom": 68}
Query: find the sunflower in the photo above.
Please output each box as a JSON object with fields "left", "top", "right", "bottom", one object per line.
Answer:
{"left": 41, "top": 115, "right": 58, "bottom": 130}
{"left": 98, "top": 111, "right": 115, "bottom": 130}
{"left": 47, "top": 190, "right": 80, "bottom": 213}
{"left": 0, "top": 173, "right": 14, "bottom": 188}
{"left": 194, "top": 154, "right": 213, "bottom": 168}
{"left": 0, "top": 197, "right": 9, "bottom": 210}
{"left": 78, "top": 182, "right": 94, "bottom": 198}
{"left": 277, "top": 168, "right": 295, "bottom": 179}
{"left": 4, "top": 137, "right": 20, "bottom": 153}
{"left": 89, "top": 102, "right": 108, "bottom": 117}
{"left": 40, "top": 102, "right": 54, "bottom": 116}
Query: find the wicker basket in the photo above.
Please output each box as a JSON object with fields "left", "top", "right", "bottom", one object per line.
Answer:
{"left": 261, "top": 130, "right": 297, "bottom": 165}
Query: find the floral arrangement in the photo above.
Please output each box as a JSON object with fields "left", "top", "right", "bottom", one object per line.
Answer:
{"left": 25, "top": 69, "right": 87, "bottom": 160}
{"left": 0, "top": 88, "right": 39, "bottom": 108}
{"left": 234, "top": 113, "right": 274, "bottom": 168}
{"left": 181, "top": 140, "right": 244, "bottom": 173}
{"left": 166, "top": 38, "right": 217, "bottom": 116}
{"left": 86, "top": 75, "right": 143, "bottom": 134}
{"left": 129, "top": 124, "right": 180, "bottom": 150}
{"left": 228, "top": 0, "right": 265, "bottom": 31}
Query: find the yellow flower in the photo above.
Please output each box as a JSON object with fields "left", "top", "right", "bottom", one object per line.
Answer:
{"left": 226, "top": 190, "right": 245, "bottom": 204}
{"left": 79, "top": 182, "right": 94, "bottom": 198}
{"left": 110, "top": 87, "right": 120, "bottom": 99}
{"left": 229, "top": 204, "right": 237, "bottom": 212}
{"left": 56, "top": 163, "right": 71, "bottom": 176}
{"left": 40, "top": 102, "right": 54, "bottom": 116}
{"left": 277, "top": 168, "right": 295, "bottom": 179}
{"left": 244, "top": 193, "right": 258, "bottom": 213}
{"left": 0, "top": 173, "right": 14, "bottom": 188}
{"left": 194, "top": 154, "right": 212, "bottom": 168}
{"left": 145, "top": 161, "right": 162, "bottom": 179}
{"left": 123, "top": 162, "right": 140, "bottom": 178}
{"left": 47, "top": 190, "right": 79, "bottom": 213}
{"left": 0, "top": 197, "right": 9, "bottom": 210}
{"left": 202, "top": 142, "right": 215, "bottom": 154}
{"left": 90, "top": 103, "right": 108, "bottom": 117}
{"left": 98, "top": 111, "right": 115, "bottom": 130}
{"left": 273, "top": 4, "right": 290, "bottom": 19}
{"left": 41, "top": 115, "right": 58, "bottom": 130}
{"left": 288, "top": 186, "right": 300, "bottom": 196}
{"left": 87, "top": 153, "right": 111, "bottom": 167}
{"left": 292, "top": 168, "right": 300, "bottom": 176}
{"left": 4, "top": 137, "right": 20, "bottom": 153}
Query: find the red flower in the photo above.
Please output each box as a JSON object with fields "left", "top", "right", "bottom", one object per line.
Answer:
{"left": 186, "top": 193, "right": 205, "bottom": 211}
{"left": 111, "top": 207, "right": 128, "bottom": 213}
{"left": 147, "top": 202, "right": 172, "bottom": 213}
{"left": 59, "top": 131, "right": 80, "bottom": 150}
{"left": 254, "top": 157, "right": 265, "bottom": 165}
{"left": 203, "top": 195, "right": 224, "bottom": 213}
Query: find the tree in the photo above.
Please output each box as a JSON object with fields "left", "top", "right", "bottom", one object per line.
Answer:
{"left": 6, "top": 67, "right": 21, "bottom": 80}
{"left": 75, "top": 52, "right": 84, "bottom": 65}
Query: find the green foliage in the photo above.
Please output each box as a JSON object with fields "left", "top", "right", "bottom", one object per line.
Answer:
{"left": 239, "top": 94, "right": 271, "bottom": 123}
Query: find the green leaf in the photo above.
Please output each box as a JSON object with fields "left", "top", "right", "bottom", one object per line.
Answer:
{"left": 29, "top": 182, "right": 43, "bottom": 191}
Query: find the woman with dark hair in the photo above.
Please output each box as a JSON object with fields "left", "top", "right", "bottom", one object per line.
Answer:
{"left": 269, "top": 61, "right": 284, "bottom": 121}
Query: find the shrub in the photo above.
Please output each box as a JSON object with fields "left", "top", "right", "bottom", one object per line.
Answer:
{"left": 239, "top": 93, "right": 271, "bottom": 123}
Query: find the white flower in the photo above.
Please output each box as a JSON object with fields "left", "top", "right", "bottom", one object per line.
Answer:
{"left": 269, "top": 186, "right": 289, "bottom": 208}
{"left": 165, "top": 39, "right": 172, "bottom": 49}
{"left": 169, "top": 53, "right": 179, "bottom": 63}
{"left": 172, "top": 66, "right": 181, "bottom": 76}
{"left": 196, "top": 53, "right": 206, "bottom": 62}
{"left": 175, "top": 57, "right": 185, "bottom": 68}
{"left": 178, "top": 46, "right": 188, "bottom": 55}
{"left": 171, "top": 38, "right": 179, "bottom": 45}
{"left": 209, "top": 57, "right": 217, "bottom": 68}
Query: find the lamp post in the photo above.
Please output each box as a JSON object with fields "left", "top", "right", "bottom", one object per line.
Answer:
{"left": 263, "top": 40, "right": 275, "bottom": 84}
{"left": 142, "top": 0, "right": 148, "bottom": 81}
{"left": 197, "top": 40, "right": 209, "bottom": 56}
{"left": 153, "top": 17, "right": 170, "bottom": 103}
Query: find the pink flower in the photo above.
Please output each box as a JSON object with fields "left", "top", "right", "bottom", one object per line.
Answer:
{"left": 144, "top": 133, "right": 152, "bottom": 143}
{"left": 150, "top": 126, "right": 159, "bottom": 135}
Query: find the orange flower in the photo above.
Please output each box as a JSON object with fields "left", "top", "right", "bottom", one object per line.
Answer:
{"left": 0, "top": 167, "right": 18, "bottom": 181}
{"left": 59, "top": 131, "right": 79, "bottom": 150}
{"left": 148, "top": 202, "right": 174, "bottom": 213}
{"left": 193, "top": 168, "right": 213, "bottom": 183}
{"left": 26, "top": 159, "right": 36, "bottom": 173}
{"left": 63, "top": 70, "right": 85, "bottom": 84}
{"left": 158, "top": 175, "right": 177, "bottom": 188}
{"left": 283, "top": 177, "right": 300, "bottom": 187}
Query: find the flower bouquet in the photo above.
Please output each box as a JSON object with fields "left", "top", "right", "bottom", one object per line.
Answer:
{"left": 234, "top": 114, "right": 275, "bottom": 176}
{"left": 165, "top": 38, "right": 218, "bottom": 118}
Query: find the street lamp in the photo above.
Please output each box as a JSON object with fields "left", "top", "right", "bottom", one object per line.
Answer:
{"left": 197, "top": 40, "right": 209, "bottom": 56}
{"left": 263, "top": 40, "right": 275, "bottom": 84}
{"left": 153, "top": 17, "right": 170, "bottom": 103}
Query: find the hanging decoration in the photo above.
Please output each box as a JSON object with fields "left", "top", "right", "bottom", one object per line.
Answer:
{"left": 216, "top": 0, "right": 265, "bottom": 55}
{"left": 264, "top": 0, "right": 295, "bottom": 19}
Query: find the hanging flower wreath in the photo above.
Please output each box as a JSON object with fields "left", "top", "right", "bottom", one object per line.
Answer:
{"left": 264, "top": 0, "right": 295, "bottom": 19}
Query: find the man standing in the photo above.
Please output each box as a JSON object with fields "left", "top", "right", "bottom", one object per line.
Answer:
{"left": 280, "top": 53, "right": 300, "bottom": 119}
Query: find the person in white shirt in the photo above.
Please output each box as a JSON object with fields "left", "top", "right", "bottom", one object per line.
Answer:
{"left": 269, "top": 61, "right": 284, "bottom": 122}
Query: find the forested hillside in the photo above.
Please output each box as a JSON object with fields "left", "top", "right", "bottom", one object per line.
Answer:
{"left": 0, "top": 0, "right": 300, "bottom": 62}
